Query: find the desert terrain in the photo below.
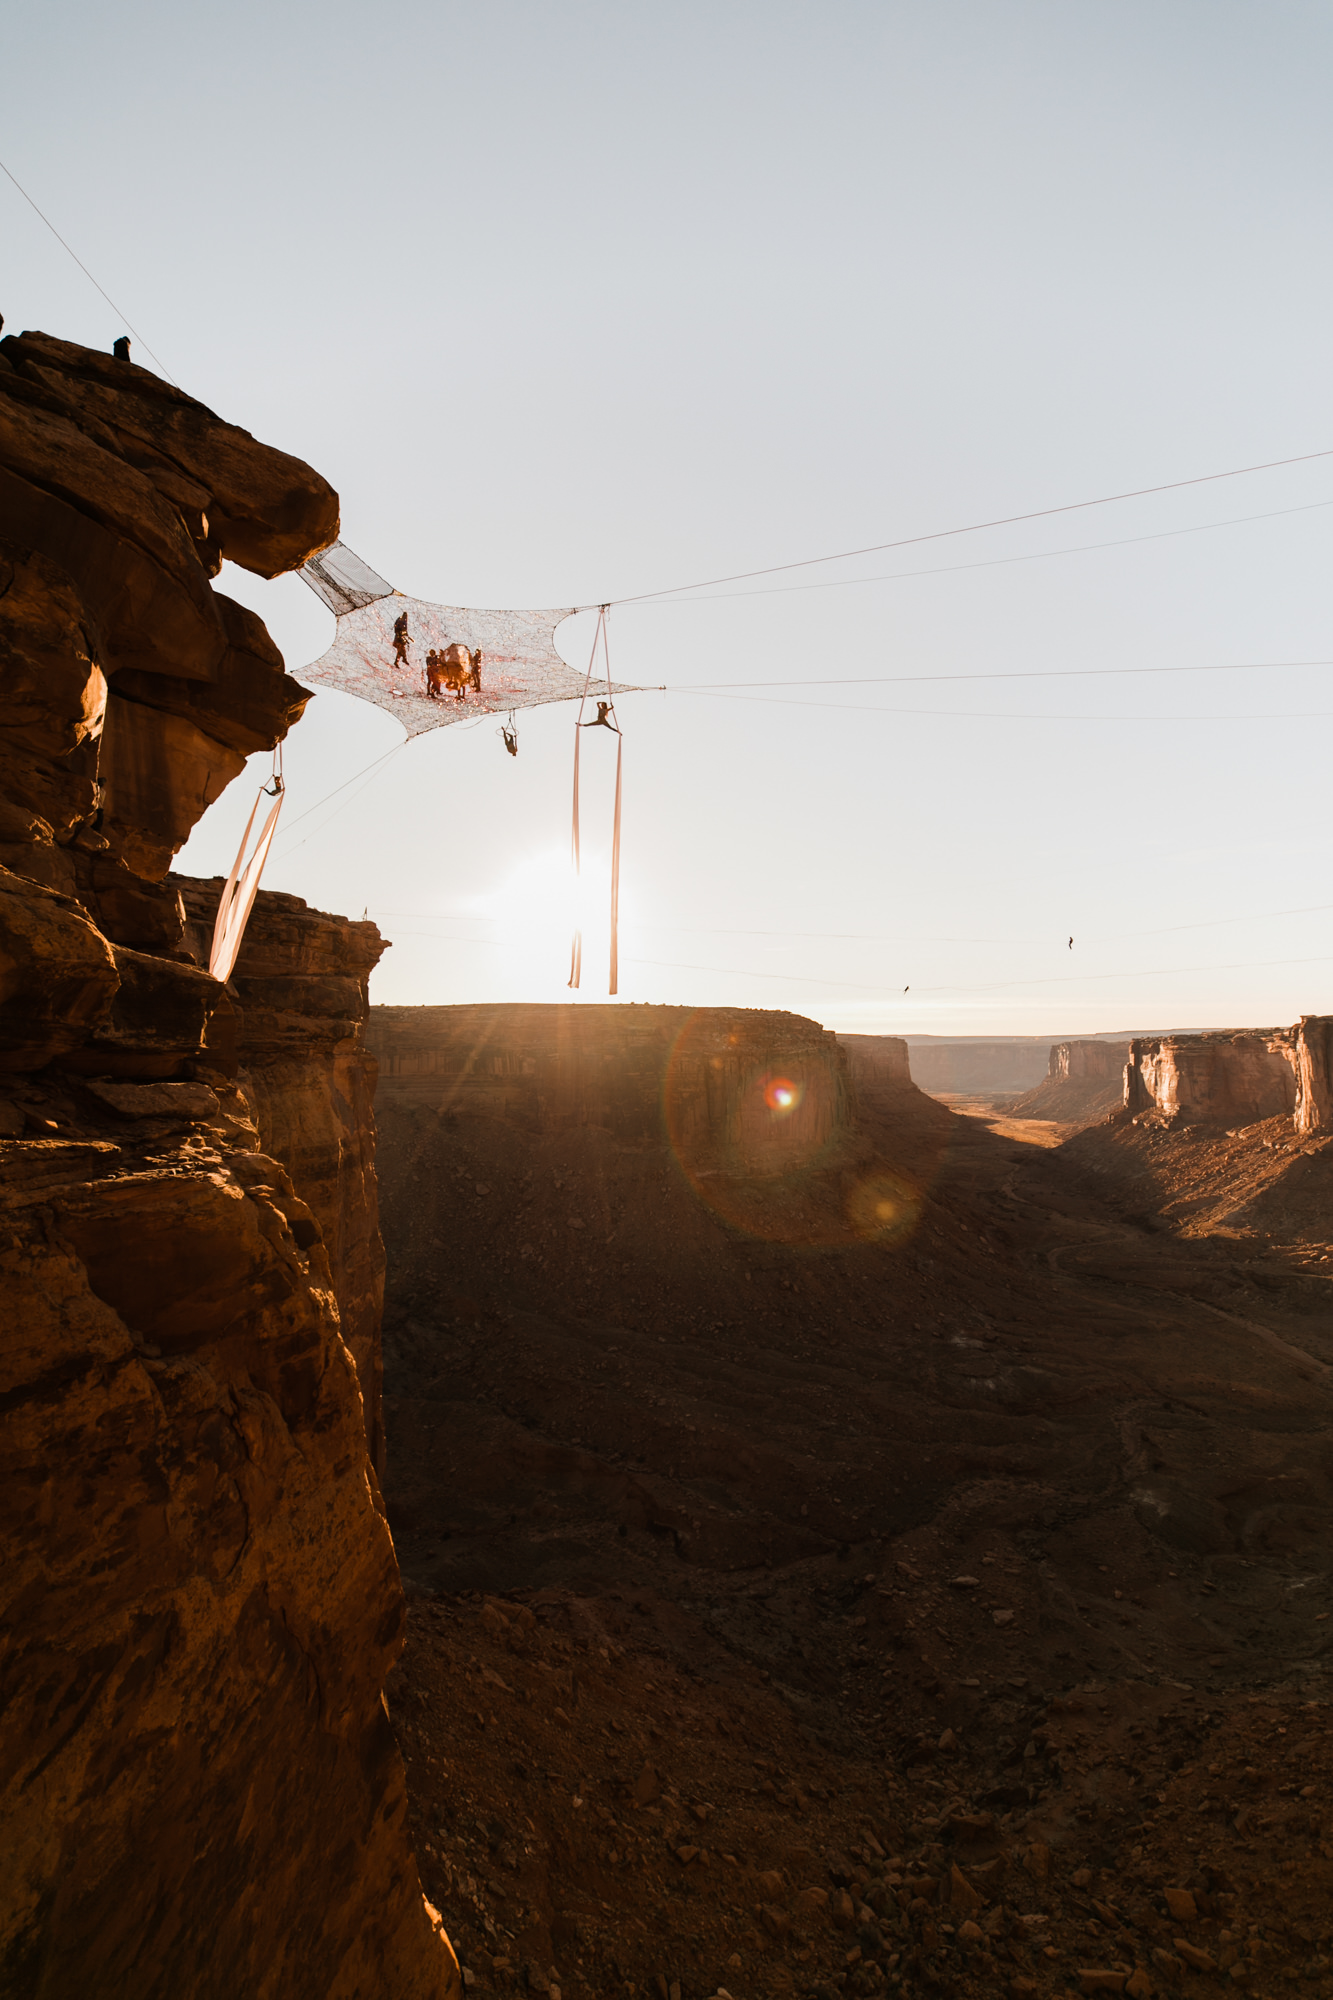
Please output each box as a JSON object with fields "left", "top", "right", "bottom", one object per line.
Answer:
{"left": 367, "top": 1006, "right": 1333, "bottom": 2000}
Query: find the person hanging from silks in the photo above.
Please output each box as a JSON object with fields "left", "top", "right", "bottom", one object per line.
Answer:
{"left": 209, "top": 745, "right": 286, "bottom": 983}
{"left": 567, "top": 607, "right": 624, "bottom": 995}
{"left": 202, "top": 540, "right": 642, "bottom": 989}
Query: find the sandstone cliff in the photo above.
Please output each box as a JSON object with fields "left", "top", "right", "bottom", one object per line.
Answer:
{"left": 0, "top": 333, "right": 454, "bottom": 1996}
{"left": 368, "top": 1001, "right": 855, "bottom": 1177}
{"left": 836, "top": 1030, "right": 912, "bottom": 1092}
{"left": 1006, "top": 1037, "right": 1128, "bottom": 1126}
{"left": 1293, "top": 1014, "right": 1333, "bottom": 1136}
{"left": 178, "top": 879, "right": 389, "bottom": 1471}
{"left": 1123, "top": 1028, "right": 1297, "bottom": 1127}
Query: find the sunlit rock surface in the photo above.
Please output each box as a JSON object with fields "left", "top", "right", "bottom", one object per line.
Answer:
{"left": 179, "top": 880, "right": 389, "bottom": 1471}
{"left": 0, "top": 332, "right": 455, "bottom": 1996}
{"left": 1124, "top": 1028, "right": 1297, "bottom": 1126}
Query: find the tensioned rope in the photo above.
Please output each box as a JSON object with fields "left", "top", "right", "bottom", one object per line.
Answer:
{"left": 365, "top": 895, "right": 1333, "bottom": 950}
{"left": 364, "top": 924, "right": 1333, "bottom": 1002}
{"left": 609, "top": 444, "right": 1333, "bottom": 605}
{"left": 672, "top": 691, "right": 1333, "bottom": 723}
{"left": 0, "top": 154, "right": 177, "bottom": 383}
{"left": 673, "top": 657, "right": 1333, "bottom": 689}
{"left": 620, "top": 495, "right": 1333, "bottom": 607}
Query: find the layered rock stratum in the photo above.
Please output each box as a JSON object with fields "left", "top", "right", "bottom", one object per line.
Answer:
{"left": 1005, "top": 1038, "right": 1130, "bottom": 1127}
{"left": 0, "top": 333, "right": 455, "bottom": 1996}
{"left": 1123, "top": 1019, "right": 1333, "bottom": 1133}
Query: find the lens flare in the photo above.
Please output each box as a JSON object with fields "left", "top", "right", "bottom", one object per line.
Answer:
{"left": 763, "top": 1075, "right": 800, "bottom": 1114}
{"left": 845, "top": 1168, "right": 923, "bottom": 1244}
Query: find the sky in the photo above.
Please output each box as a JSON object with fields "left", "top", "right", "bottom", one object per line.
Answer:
{"left": 6, "top": 1, "right": 1333, "bottom": 1037}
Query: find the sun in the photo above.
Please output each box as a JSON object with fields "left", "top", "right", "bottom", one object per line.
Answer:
{"left": 467, "top": 847, "right": 629, "bottom": 994}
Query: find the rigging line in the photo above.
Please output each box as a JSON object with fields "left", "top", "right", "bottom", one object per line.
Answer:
{"left": 373, "top": 898, "right": 1333, "bottom": 947}
{"left": 0, "top": 155, "right": 178, "bottom": 384}
{"left": 622, "top": 496, "right": 1333, "bottom": 607}
{"left": 271, "top": 743, "right": 405, "bottom": 836}
{"left": 673, "top": 658, "right": 1333, "bottom": 690}
{"left": 670, "top": 689, "right": 1333, "bottom": 723}
{"left": 609, "top": 445, "right": 1333, "bottom": 606}
{"left": 270, "top": 744, "right": 408, "bottom": 859}
{"left": 622, "top": 951, "right": 1333, "bottom": 997}
{"left": 380, "top": 931, "right": 1333, "bottom": 998}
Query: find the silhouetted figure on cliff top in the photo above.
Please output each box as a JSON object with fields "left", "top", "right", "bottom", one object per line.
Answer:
{"left": 113, "top": 336, "right": 131, "bottom": 361}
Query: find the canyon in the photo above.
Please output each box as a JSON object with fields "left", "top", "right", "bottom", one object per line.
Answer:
{"left": 3, "top": 324, "right": 1332, "bottom": 2000}
{"left": 370, "top": 1004, "right": 1333, "bottom": 2000}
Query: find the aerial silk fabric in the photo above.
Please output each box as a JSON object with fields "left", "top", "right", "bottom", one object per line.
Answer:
{"left": 298, "top": 540, "right": 631, "bottom": 737}
{"left": 567, "top": 607, "right": 623, "bottom": 995}
{"left": 209, "top": 782, "right": 284, "bottom": 983}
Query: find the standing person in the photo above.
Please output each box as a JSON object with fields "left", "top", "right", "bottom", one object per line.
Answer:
{"left": 392, "top": 611, "right": 410, "bottom": 669}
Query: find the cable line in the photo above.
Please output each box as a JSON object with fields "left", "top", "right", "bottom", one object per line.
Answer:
{"left": 0, "top": 155, "right": 177, "bottom": 383}
{"left": 624, "top": 495, "right": 1333, "bottom": 606}
{"left": 673, "top": 657, "right": 1333, "bottom": 690}
{"left": 368, "top": 897, "right": 1333, "bottom": 949}
{"left": 611, "top": 449, "right": 1333, "bottom": 605}
{"left": 671, "top": 689, "right": 1333, "bottom": 724}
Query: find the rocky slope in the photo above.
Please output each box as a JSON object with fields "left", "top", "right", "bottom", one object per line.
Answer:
{"left": 368, "top": 1002, "right": 1333, "bottom": 1998}
{"left": 0, "top": 332, "right": 455, "bottom": 1996}
{"left": 1005, "top": 1040, "right": 1129, "bottom": 1129}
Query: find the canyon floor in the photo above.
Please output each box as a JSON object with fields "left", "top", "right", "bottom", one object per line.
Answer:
{"left": 375, "top": 1063, "right": 1333, "bottom": 2000}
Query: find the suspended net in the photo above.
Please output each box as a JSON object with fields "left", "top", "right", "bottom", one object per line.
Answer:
{"left": 298, "top": 540, "right": 633, "bottom": 739}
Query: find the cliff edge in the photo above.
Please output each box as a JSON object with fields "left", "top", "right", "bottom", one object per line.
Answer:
{"left": 0, "top": 333, "right": 455, "bottom": 1995}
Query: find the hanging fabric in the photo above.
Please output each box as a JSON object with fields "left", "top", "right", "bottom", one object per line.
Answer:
{"left": 567, "top": 607, "right": 624, "bottom": 994}
{"left": 209, "top": 746, "right": 285, "bottom": 983}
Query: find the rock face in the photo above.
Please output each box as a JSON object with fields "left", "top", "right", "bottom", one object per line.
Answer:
{"left": 0, "top": 334, "right": 454, "bottom": 1996}
{"left": 1124, "top": 1030, "right": 1297, "bottom": 1126}
{"left": 1293, "top": 1015, "right": 1333, "bottom": 1136}
{"left": 837, "top": 1031, "right": 911, "bottom": 1090}
{"left": 179, "top": 879, "right": 389, "bottom": 1470}
{"left": 1, "top": 1118, "right": 449, "bottom": 2000}
{"left": 369, "top": 1001, "right": 854, "bottom": 1176}
{"left": 1051, "top": 1037, "right": 1126, "bottom": 1087}
{"left": 1006, "top": 1038, "right": 1130, "bottom": 1126}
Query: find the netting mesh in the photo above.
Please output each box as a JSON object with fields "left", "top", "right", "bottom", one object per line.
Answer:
{"left": 298, "top": 543, "right": 630, "bottom": 737}
{"left": 301, "top": 540, "right": 394, "bottom": 616}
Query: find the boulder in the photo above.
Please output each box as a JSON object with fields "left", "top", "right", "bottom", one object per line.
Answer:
{"left": 0, "top": 865, "right": 118, "bottom": 1070}
{"left": 1, "top": 330, "right": 339, "bottom": 577}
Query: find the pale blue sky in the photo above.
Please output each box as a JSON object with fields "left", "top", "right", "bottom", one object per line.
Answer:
{"left": 7, "top": 2, "right": 1333, "bottom": 1033}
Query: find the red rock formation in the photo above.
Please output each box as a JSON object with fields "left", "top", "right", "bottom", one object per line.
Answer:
{"left": 1, "top": 1117, "right": 449, "bottom": 2000}
{"left": 837, "top": 1031, "right": 912, "bottom": 1090}
{"left": 1123, "top": 1029, "right": 1296, "bottom": 1126}
{"left": 1006, "top": 1038, "right": 1129, "bottom": 1126}
{"left": 0, "top": 333, "right": 455, "bottom": 1996}
{"left": 178, "top": 879, "right": 388, "bottom": 1471}
{"left": 368, "top": 1001, "right": 853, "bottom": 1175}
{"left": 1293, "top": 1014, "right": 1333, "bottom": 1137}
